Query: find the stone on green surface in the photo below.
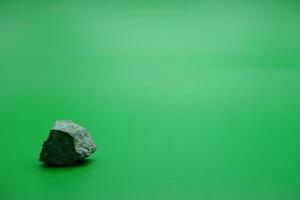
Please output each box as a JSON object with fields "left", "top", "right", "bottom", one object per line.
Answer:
{"left": 39, "top": 120, "right": 96, "bottom": 166}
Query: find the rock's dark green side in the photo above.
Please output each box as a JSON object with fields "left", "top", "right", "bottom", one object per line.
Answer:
{"left": 39, "top": 130, "right": 82, "bottom": 166}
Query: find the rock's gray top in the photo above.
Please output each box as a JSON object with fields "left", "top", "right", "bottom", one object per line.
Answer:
{"left": 51, "top": 120, "right": 96, "bottom": 158}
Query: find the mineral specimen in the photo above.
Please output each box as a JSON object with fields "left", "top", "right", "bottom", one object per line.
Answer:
{"left": 39, "top": 120, "right": 96, "bottom": 166}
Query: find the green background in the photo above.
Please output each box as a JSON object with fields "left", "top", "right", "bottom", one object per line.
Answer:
{"left": 1, "top": 1, "right": 300, "bottom": 200}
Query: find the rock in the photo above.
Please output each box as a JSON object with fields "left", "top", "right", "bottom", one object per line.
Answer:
{"left": 39, "top": 120, "right": 96, "bottom": 166}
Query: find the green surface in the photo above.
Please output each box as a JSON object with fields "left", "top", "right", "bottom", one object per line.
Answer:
{"left": 1, "top": 1, "right": 300, "bottom": 200}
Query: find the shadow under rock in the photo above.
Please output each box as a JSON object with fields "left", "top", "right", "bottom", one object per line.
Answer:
{"left": 40, "top": 158, "right": 94, "bottom": 169}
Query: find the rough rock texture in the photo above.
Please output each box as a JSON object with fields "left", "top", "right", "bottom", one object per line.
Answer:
{"left": 39, "top": 120, "right": 96, "bottom": 166}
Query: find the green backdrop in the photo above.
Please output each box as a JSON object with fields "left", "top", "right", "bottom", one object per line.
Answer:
{"left": 0, "top": 1, "right": 300, "bottom": 200}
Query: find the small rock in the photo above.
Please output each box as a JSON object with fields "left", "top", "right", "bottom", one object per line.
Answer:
{"left": 39, "top": 120, "right": 96, "bottom": 166}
